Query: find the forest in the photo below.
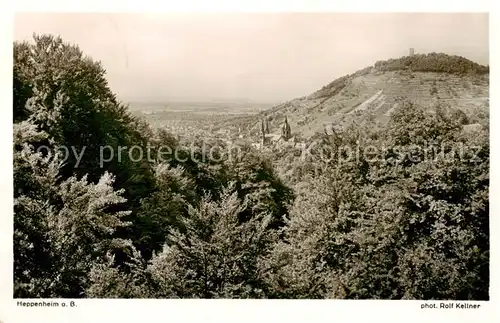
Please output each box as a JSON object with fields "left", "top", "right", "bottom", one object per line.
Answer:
{"left": 13, "top": 34, "right": 489, "bottom": 299}
{"left": 373, "top": 53, "right": 490, "bottom": 75}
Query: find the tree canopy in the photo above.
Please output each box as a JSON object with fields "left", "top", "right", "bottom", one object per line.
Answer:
{"left": 13, "top": 34, "right": 489, "bottom": 300}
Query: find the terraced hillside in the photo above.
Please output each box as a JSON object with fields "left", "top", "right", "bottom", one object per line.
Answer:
{"left": 241, "top": 53, "right": 489, "bottom": 139}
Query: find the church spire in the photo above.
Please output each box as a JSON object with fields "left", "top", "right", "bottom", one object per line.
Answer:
{"left": 281, "top": 116, "right": 291, "bottom": 141}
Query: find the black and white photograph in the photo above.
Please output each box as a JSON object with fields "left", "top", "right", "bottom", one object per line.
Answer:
{"left": 4, "top": 5, "right": 494, "bottom": 323}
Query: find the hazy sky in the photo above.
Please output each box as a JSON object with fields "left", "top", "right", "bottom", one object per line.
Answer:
{"left": 14, "top": 13, "right": 489, "bottom": 102}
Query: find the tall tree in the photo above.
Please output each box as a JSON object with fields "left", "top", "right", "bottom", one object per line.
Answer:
{"left": 14, "top": 120, "right": 133, "bottom": 297}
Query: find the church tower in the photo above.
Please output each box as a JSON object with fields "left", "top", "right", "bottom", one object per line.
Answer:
{"left": 281, "top": 116, "right": 291, "bottom": 141}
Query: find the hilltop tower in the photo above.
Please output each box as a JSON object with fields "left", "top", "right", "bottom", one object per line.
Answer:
{"left": 409, "top": 48, "right": 415, "bottom": 56}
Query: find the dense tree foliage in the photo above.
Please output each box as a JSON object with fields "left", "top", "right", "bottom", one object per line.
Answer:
{"left": 374, "top": 53, "right": 489, "bottom": 75}
{"left": 14, "top": 120, "right": 132, "bottom": 297}
{"left": 13, "top": 35, "right": 489, "bottom": 300}
{"left": 13, "top": 34, "right": 159, "bottom": 263}
{"left": 262, "top": 101, "right": 489, "bottom": 299}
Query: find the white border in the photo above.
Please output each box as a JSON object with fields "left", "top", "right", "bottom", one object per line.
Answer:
{"left": 1, "top": 1, "right": 496, "bottom": 323}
